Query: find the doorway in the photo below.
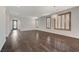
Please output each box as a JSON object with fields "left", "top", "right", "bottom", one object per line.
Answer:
{"left": 12, "top": 20, "right": 18, "bottom": 30}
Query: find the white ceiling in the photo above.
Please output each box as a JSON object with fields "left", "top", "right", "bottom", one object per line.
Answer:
{"left": 6, "top": 6, "right": 74, "bottom": 18}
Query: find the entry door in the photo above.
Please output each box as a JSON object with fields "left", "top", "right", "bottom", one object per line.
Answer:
{"left": 12, "top": 20, "right": 18, "bottom": 30}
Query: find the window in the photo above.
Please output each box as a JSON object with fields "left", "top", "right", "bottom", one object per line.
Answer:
{"left": 54, "top": 12, "right": 71, "bottom": 31}
{"left": 12, "top": 20, "right": 18, "bottom": 30}
{"left": 46, "top": 17, "right": 51, "bottom": 29}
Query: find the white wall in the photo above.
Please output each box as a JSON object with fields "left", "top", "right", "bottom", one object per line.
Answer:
{"left": 37, "top": 7, "right": 79, "bottom": 39}
{"left": 6, "top": 11, "right": 12, "bottom": 37}
{"left": 0, "top": 7, "right": 6, "bottom": 50}
{"left": 37, "top": 17, "right": 46, "bottom": 29}
{"left": 20, "top": 17, "right": 36, "bottom": 31}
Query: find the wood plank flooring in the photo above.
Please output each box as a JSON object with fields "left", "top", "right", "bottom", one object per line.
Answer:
{"left": 1, "top": 30, "right": 79, "bottom": 52}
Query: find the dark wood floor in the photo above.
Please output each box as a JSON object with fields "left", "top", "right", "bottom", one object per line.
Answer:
{"left": 1, "top": 30, "right": 79, "bottom": 52}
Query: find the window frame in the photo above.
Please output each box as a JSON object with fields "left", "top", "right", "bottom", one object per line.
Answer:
{"left": 54, "top": 12, "right": 71, "bottom": 31}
